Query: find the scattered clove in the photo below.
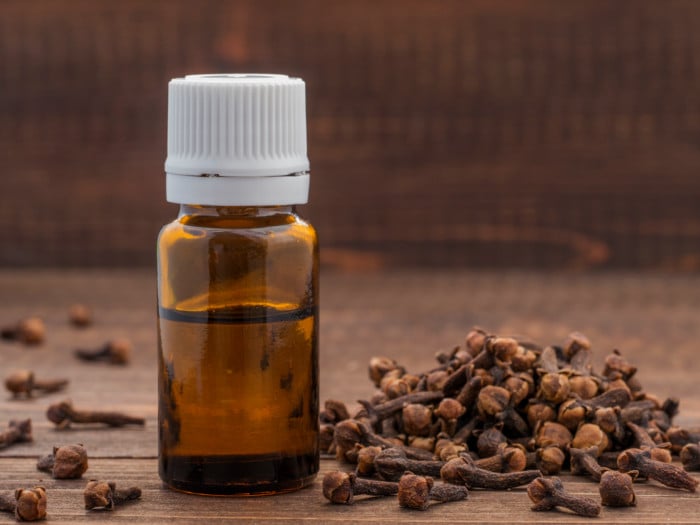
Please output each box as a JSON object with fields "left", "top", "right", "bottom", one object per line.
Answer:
{"left": 322, "top": 471, "right": 398, "bottom": 504}
{"left": 37, "top": 444, "right": 88, "bottom": 479}
{"left": 68, "top": 304, "right": 92, "bottom": 328}
{"left": 398, "top": 472, "right": 468, "bottom": 510}
{"left": 5, "top": 370, "right": 69, "bottom": 398}
{"left": 46, "top": 400, "right": 145, "bottom": 429}
{"left": 74, "top": 338, "right": 131, "bottom": 365}
{"left": 84, "top": 480, "right": 141, "bottom": 510}
{"left": 440, "top": 456, "right": 540, "bottom": 490}
{"left": 527, "top": 476, "right": 600, "bottom": 517}
{"left": 0, "top": 486, "right": 47, "bottom": 521}
{"left": 0, "top": 419, "right": 33, "bottom": 449}
{"left": 1, "top": 318, "right": 45, "bottom": 346}
{"left": 599, "top": 470, "right": 637, "bottom": 507}
{"left": 618, "top": 448, "right": 698, "bottom": 492}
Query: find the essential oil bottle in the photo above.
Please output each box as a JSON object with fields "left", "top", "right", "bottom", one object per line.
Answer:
{"left": 157, "top": 74, "right": 319, "bottom": 495}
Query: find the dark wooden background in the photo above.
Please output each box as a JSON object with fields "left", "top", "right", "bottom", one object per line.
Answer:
{"left": 2, "top": 0, "right": 700, "bottom": 269}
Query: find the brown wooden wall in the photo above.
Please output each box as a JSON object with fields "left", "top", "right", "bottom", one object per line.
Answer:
{"left": 1, "top": 0, "right": 700, "bottom": 269}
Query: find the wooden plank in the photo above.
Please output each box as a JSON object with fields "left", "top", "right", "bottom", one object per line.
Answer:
{"left": 2, "top": 270, "right": 700, "bottom": 462}
{"left": 0, "top": 458, "right": 698, "bottom": 523}
{"left": 2, "top": 270, "right": 700, "bottom": 522}
{"left": 3, "top": 2, "right": 700, "bottom": 268}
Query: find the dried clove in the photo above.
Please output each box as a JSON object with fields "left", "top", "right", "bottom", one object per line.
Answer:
{"left": 84, "top": 480, "right": 141, "bottom": 510}
{"left": 319, "top": 423, "right": 335, "bottom": 454}
{"left": 562, "top": 331, "right": 591, "bottom": 360}
{"left": 402, "top": 404, "right": 433, "bottom": 437}
{"left": 527, "top": 476, "right": 600, "bottom": 517}
{"left": 535, "top": 422, "right": 572, "bottom": 450}
{"left": 569, "top": 446, "right": 603, "bottom": 481}
{"left": 594, "top": 406, "right": 626, "bottom": 444}
{"left": 667, "top": 426, "right": 700, "bottom": 454}
{"left": 536, "top": 445, "right": 566, "bottom": 475}
{"left": 434, "top": 398, "right": 466, "bottom": 435}
{"left": 320, "top": 400, "right": 350, "bottom": 424}
{"left": 333, "top": 419, "right": 433, "bottom": 462}
{"left": 374, "top": 448, "right": 444, "bottom": 481}
{"left": 568, "top": 375, "right": 599, "bottom": 400}
{"left": 681, "top": 443, "right": 700, "bottom": 471}
{"left": 465, "top": 328, "right": 487, "bottom": 356}
{"left": 434, "top": 434, "right": 468, "bottom": 461}
{"left": 46, "top": 400, "right": 145, "bottom": 429}
{"left": 454, "top": 375, "right": 482, "bottom": 408}
{"left": 0, "top": 486, "right": 47, "bottom": 521}
{"left": 68, "top": 304, "right": 92, "bottom": 328}
{"left": 74, "top": 338, "right": 131, "bottom": 365}
{"left": 526, "top": 400, "right": 556, "bottom": 428}
{"left": 398, "top": 472, "right": 468, "bottom": 510}
{"left": 476, "top": 425, "right": 508, "bottom": 458}
{"left": 0, "top": 419, "right": 32, "bottom": 449}
{"left": 603, "top": 349, "right": 637, "bottom": 380}
{"left": 440, "top": 456, "right": 540, "bottom": 490}
{"left": 37, "top": 444, "right": 88, "bottom": 479}
{"left": 441, "top": 363, "right": 470, "bottom": 396}
{"left": 356, "top": 446, "right": 383, "bottom": 477}
{"left": 626, "top": 421, "right": 672, "bottom": 463}
{"left": 5, "top": 370, "right": 69, "bottom": 398}
{"left": 358, "top": 391, "right": 443, "bottom": 429}
{"left": 1, "top": 318, "right": 45, "bottom": 346}
{"left": 537, "top": 373, "right": 570, "bottom": 404}
{"left": 557, "top": 399, "right": 587, "bottom": 431}
{"left": 599, "top": 470, "right": 637, "bottom": 507}
{"left": 617, "top": 448, "right": 699, "bottom": 492}
{"left": 368, "top": 357, "right": 404, "bottom": 387}
{"left": 322, "top": 471, "right": 398, "bottom": 504}
{"left": 474, "top": 443, "right": 527, "bottom": 473}
{"left": 571, "top": 423, "right": 609, "bottom": 453}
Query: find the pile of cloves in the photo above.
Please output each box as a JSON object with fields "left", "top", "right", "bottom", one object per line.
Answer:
{"left": 321, "top": 328, "right": 700, "bottom": 515}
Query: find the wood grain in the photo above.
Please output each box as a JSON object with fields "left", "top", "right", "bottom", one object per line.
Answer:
{"left": 0, "top": 458, "right": 698, "bottom": 523}
{"left": 1, "top": 270, "right": 700, "bottom": 521}
{"left": 2, "top": 1, "right": 700, "bottom": 268}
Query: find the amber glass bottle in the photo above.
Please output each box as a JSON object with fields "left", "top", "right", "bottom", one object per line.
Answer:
{"left": 158, "top": 75, "right": 318, "bottom": 495}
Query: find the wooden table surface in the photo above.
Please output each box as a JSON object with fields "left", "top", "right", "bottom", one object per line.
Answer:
{"left": 1, "top": 269, "right": 699, "bottom": 523}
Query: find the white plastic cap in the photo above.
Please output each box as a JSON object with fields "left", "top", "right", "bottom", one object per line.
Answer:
{"left": 165, "top": 74, "right": 310, "bottom": 206}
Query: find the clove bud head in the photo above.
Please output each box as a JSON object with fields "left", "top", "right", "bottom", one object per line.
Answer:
{"left": 398, "top": 472, "right": 434, "bottom": 510}
{"left": 322, "top": 471, "right": 356, "bottom": 504}
{"left": 15, "top": 486, "right": 47, "bottom": 521}
{"left": 84, "top": 481, "right": 116, "bottom": 510}
{"left": 52, "top": 444, "right": 88, "bottom": 479}
{"left": 599, "top": 470, "right": 637, "bottom": 507}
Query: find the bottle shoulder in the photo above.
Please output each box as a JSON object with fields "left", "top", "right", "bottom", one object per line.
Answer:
{"left": 158, "top": 211, "right": 317, "bottom": 250}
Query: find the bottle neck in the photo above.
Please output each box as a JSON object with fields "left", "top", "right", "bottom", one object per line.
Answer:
{"left": 178, "top": 204, "right": 294, "bottom": 218}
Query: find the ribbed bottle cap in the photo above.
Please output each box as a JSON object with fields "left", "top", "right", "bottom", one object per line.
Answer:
{"left": 165, "top": 74, "right": 310, "bottom": 206}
